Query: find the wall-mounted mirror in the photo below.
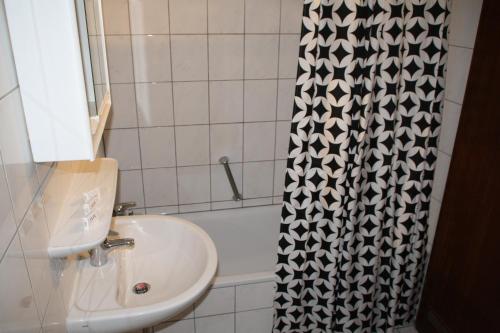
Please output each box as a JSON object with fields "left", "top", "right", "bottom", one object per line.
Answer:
{"left": 75, "top": 0, "right": 110, "bottom": 118}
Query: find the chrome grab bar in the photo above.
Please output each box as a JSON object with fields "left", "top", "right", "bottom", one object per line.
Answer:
{"left": 219, "top": 156, "right": 243, "bottom": 201}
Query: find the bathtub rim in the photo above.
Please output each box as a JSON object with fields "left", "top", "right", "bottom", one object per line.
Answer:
{"left": 213, "top": 270, "right": 275, "bottom": 288}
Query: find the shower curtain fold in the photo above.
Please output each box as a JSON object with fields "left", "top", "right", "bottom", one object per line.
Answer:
{"left": 273, "top": 0, "right": 449, "bottom": 332}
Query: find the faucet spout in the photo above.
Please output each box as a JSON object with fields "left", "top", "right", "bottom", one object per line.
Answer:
{"left": 102, "top": 238, "right": 135, "bottom": 249}
{"left": 89, "top": 237, "right": 135, "bottom": 267}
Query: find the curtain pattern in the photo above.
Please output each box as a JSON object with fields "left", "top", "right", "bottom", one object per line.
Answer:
{"left": 273, "top": 0, "right": 449, "bottom": 332}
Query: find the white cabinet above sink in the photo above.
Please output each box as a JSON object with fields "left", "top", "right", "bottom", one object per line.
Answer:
{"left": 4, "top": 0, "right": 111, "bottom": 162}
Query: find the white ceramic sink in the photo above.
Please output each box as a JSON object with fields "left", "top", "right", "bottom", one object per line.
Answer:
{"left": 66, "top": 215, "right": 218, "bottom": 333}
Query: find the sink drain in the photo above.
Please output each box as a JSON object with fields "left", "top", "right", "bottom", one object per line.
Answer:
{"left": 133, "top": 282, "right": 151, "bottom": 295}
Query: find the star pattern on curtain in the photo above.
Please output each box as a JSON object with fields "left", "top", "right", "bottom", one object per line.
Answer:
{"left": 273, "top": 0, "right": 450, "bottom": 332}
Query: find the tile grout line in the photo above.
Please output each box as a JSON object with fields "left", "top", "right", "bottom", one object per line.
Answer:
{"left": 448, "top": 42, "right": 474, "bottom": 50}
{"left": 123, "top": 1, "right": 147, "bottom": 211}
{"left": 106, "top": 119, "right": 285, "bottom": 130}
{"left": 104, "top": 32, "right": 301, "bottom": 37}
{"left": 444, "top": 97, "right": 463, "bottom": 107}
{"left": 106, "top": 76, "right": 297, "bottom": 84}
{"left": 117, "top": 158, "right": 288, "bottom": 172}
{"left": 0, "top": 85, "right": 19, "bottom": 101}
{"left": 241, "top": 0, "right": 247, "bottom": 203}
{"left": 167, "top": 0, "right": 181, "bottom": 214}
{"left": 206, "top": 0, "right": 213, "bottom": 212}
{"left": 272, "top": 0, "right": 284, "bottom": 201}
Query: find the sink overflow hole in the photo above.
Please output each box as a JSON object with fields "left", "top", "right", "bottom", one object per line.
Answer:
{"left": 133, "top": 282, "right": 151, "bottom": 295}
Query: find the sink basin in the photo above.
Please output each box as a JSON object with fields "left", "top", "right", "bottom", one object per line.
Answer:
{"left": 66, "top": 215, "right": 218, "bottom": 333}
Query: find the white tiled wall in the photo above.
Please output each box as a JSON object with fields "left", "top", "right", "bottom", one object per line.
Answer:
{"left": 0, "top": 1, "right": 70, "bottom": 331}
{"left": 427, "top": 0, "right": 483, "bottom": 252}
{"left": 152, "top": 281, "right": 275, "bottom": 333}
{"left": 102, "top": 0, "right": 303, "bottom": 214}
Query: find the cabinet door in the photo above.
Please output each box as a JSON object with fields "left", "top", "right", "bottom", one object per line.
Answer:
{"left": 4, "top": 0, "right": 111, "bottom": 162}
{"left": 416, "top": 1, "right": 500, "bottom": 332}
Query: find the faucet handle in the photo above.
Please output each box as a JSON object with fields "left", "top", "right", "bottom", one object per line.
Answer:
{"left": 113, "top": 201, "right": 136, "bottom": 216}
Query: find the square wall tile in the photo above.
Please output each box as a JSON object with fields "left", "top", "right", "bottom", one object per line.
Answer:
{"left": 106, "top": 84, "right": 138, "bottom": 129}
{"left": 245, "top": 0, "right": 280, "bottom": 33}
{"left": 235, "top": 282, "right": 274, "bottom": 312}
{"left": 104, "top": 129, "right": 141, "bottom": 170}
{"left": 280, "top": 0, "right": 303, "bottom": 33}
{"left": 0, "top": 158, "right": 16, "bottom": 258}
{"left": 438, "top": 101, "right": 461, "bottom": 155}
{"left": 244, "top": 122, "right": 276, "bottom": 162}
{"left": 244, "top": 80, "right": 277, "bottom": 122}
{"left": 243, "top": 161, "right": 274, "bottom": 198}
{"left": 0, "top": 2, "right": 17, "bottom": 97}
{"left": 136, "top": 82, "right": 174, "bottom": 127}
{"left": 131, "top": 35, "right": 171, "bottom": 82}
{"left": 209, "top": 35, "right": 244, "bottom": 80}
{"left": 194, "top": 286, "right": 235, "bottom": 317}
{"left": 0, "top": 236, "right": 40, "bottom": 333}
{"left": 432, "top": 151, "right": 451, "bottom": 202}
{"left": 279, "top": 34, "right": 300, "bottom": 78}
{"left": 273, "top": 159, "right": 287, "bottom": 196}
{"left": 155, "top": 319, "right": 195, "bottom": 333}
{"left": 235, "top": 308, "right": 273, "bottom": 333}
{"left": 208, "top": 0, "right": 244, "bottom": 33}
{"left": 449, "top": 0, "right": 483, "bottom": 48}
{"left": 445, "top": 46, "right": 473, "bottom": 104}
{"left": 106, "top": 36, "right": 134, "bottom": 83}
{"left": 176, "top": 125, "right": 210, "bottom": 166}
{"left": 273, "top": 196, "right": 283, "bottom": 204}
{"left": 0, "top": 91, "right": 39, "bottom": 224}
{"left": 210, "top": 123, "right": 243, "bottom": 164}
{"left": 129, "top": 0, "right": 170, "bottom": 34}
{"left": 170, "top": 0, "right": 207, "bottom": 34}
{"left": 277, "top": 79, "right": 296, "bottom": 120}
{"left": 173, "top": 82, "right": 209, "bottom": 125}
{"left": 116, "top": 170, "right": 145, "bottom": 207}
{"left": 102, "top": 0, "right": 130, "bottom": 34}
{"left": 209, "top": 81, "right": 243, "bottom": 123}
{"left": 245, "top": 35, "right": 279, "bottom": 79}
{"left": 178, "top": 166, "right": 210, "bottom": 204}
{"left": 171, "top": 35, "right": 208, "bottom": 81}
{"left": 275, "top": 121, "right": 291, "bottom": 159}
{"left": 139, "top": 127, "right": 176, "bottom": 168}
{"left": 195, "top": 313, "right": 234, "bottom": 333}
{"left": 211, "top": 163, "right": 243, "bottom": 201}
{"left": 143, "top": 168, "right": 178, "bottom": 207}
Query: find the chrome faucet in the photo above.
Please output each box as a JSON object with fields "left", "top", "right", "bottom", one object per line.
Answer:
{"left": 113, "top": 201, "right": 136, "bottom": 216}
{"left": 89, "top": 237, "right": 135, "bottom": 267}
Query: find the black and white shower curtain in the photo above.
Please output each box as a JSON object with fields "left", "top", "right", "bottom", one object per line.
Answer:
{"left": 273, "top": 0, "right": 449, "bottom": 332}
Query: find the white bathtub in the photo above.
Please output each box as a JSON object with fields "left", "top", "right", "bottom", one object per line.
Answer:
{"left": 179, "top": 205, "right": 281, "bottom": 287}
{"left": 148, "top": 205, "right": 281, "bottom": 332}
{"left": 71, "top": 205, "right": 281, "bottom": 333}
